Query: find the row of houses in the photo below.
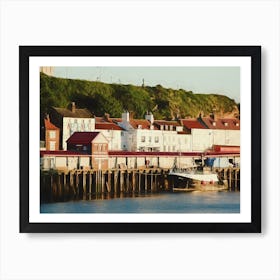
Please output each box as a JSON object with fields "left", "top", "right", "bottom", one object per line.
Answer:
{"left": 42, "top": 102, "right": 240, "bottom": 153}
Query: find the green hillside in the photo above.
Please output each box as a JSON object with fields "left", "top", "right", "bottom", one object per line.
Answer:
{"left": 40, "top": 73, "right": 239, "bottom": 120}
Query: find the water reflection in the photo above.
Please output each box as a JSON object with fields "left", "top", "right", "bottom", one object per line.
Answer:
{"left": 41, "top": 191, "right": 240, "bottom": 214}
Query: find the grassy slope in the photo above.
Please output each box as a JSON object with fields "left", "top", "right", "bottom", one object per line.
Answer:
{"left": 40, "top": 73, "right": 239, "bottom": 120}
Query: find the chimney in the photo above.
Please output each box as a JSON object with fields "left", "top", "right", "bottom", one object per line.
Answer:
{"left": 122, "top": 111, "right": 130, "bottom": 122}
{"left": 71, "top": 102, "right": 76, "bottom": 113}
{"left": 145, "top": 111, "right": 154, "bottom": 124}
{"left": 45, "top": 113, "right": 50, "bottom": 121}
{"left": 210, "top": 107, "right": 217, "bottom": 120}
{"left": 104, "top": 113, "right": 110, "bottom": 121}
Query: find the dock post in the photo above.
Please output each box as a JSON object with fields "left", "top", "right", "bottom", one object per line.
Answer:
{"left": 49, "top": 174, "right": 53, "bottom": 202}
{"left": 107, "top": 171, "right": 111, "bottom": 193}
{"left": 114, "top": 170, "right": 118, "bottom": 193}
{"left": 145, "top": 171, "right": 148, "bottom": 192}
{"left": 69, "top": 172, "right": 74, "bottom": 197}
{"left": 235, "top": 169, "right": 238, "bottom": 190}
{"left": 88, "top": 172, "right": 92, "bottom": 199}
{"left": 83, "top": 171, "right": 86, "bottom": 198}
{"left": 95, "top": 170, "right": 98, "bottom": 194}
{"left": 126, "top": 171, "right": 130, "bottom": 193}
{"left": 229, "top": 169, "right": 232, "bottom": 190}
{"left": 132, "top": 171, "right": 136, "bottom": 192}
{"left": 101, "top": 171, "right": 105, "bottom": 193}
{"left": 120, "top": 172, "right": 124, "bottom": 192}
{"left": 138, "top": 172, "right": 141, "bottom": 193}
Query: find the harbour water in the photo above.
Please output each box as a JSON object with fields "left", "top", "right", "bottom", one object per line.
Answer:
{"left": 40, "top": 190, "right": 240, "bottom": 214}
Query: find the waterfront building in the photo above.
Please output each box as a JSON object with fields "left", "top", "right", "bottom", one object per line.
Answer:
{"left": 44, "top": 116, "right": 60, "bottom": 151}
{"left": 40, "top": 146, "right": 240, "bottom": 171}
{"left": 67, "top": 131, "right": 109, "bottom": 170}
{"left": 181, "top": 116, "right": 240, "bottom": 152}
{"left": 94, "top": 115, "right": 123, "bottom": 151}
{"left": 49, "top": 102, "right": 95, "bottom": 150}
{"left": 117, "top": 111, "right": 191, "bottom": 152}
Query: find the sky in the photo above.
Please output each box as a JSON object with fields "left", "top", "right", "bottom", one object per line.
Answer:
{"left": 54, "top": 66, "right": 240, "bottom": 103}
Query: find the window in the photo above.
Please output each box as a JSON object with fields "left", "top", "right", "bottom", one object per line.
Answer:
{"left": 149, "top": 136, "right": 152, "bottom": 143}
{"left": 49, "top": 131, "right": 56, "bottom": 138}
{"left": 141, "top": 136, "right": 145, "bottom": 142}
{"left": 224, "top": 122, "right": 228, "bottom": 127}
{"left": 49, "top": 141, "right": 56, "bottom": 151}
{"left": 155, "top": 136, "right": 159, "bottom": 143}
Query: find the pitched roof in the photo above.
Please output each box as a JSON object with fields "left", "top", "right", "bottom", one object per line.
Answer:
{"left": 66, "top": 132, "right": 101, "bottom": 144}
{"left": 95, "top": 122, "right": 123, "bottom": 131}
{"left": 52, "top": 107, "right": 94, "bottom": 118}
{"left": 129, "top": 119, "right": 157, "bottom": 130}
{"left": 201, "top": 117, "right": 240, "bottom": 130}
{"left": 219, "top": 118, "right": 240, "bottom": 130}
{"left": 44, "top": 118, "right": 59, "bottom": 130}
{"left": 154, "top": 120, "right": 181, "bottom": 127}
{"left": 181, "top": 119, "right": 206, "bottom": 129}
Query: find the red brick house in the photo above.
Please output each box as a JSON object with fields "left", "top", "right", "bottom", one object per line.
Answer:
{"left": 67, "top": 132, "right": 109, "bottom": 169}
{"left": 44, "top": 117, "right": 60, "bottom": 151}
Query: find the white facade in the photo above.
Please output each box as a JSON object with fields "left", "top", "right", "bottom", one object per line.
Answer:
{"left": 62, "top": 117, "right": 95, "bottom": 150}
{"left": 94, "top": 129, "right": 122, "bottom": 150}
{"left": 191, "top": 129, "right": 240, "bottom": 152}
{"left": 119, "top": 129, "right": 192, "bottom": 152}
{"left": 118, "top": 111, "right": 192, "bottom": 152}
{"left": 40, "top": 155, "right": 90, "bottom": 171}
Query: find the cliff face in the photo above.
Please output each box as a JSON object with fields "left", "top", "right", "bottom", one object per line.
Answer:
{"left": 40, "top": 73, "right": 239, "bottom": 120}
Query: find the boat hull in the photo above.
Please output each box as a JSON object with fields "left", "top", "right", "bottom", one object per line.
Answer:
{"left": 170, "top": 172, "right": 228, "bottom": 192}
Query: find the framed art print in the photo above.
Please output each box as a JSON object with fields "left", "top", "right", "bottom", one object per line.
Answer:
{"left": 19, "top": 46, "right": 261, "bottom": 233}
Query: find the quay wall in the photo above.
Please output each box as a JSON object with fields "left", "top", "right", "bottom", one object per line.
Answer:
{"left": 40, "top": 167, "right": 240, "bottom": 203}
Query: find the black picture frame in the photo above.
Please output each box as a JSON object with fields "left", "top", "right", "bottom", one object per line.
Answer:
{"left": 20, "top": 46, "right": 261, "bottom": 233}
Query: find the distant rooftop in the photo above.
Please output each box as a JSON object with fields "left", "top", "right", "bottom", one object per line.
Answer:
{"left": 52, "top": 102, "right": 94, "bottom": 118}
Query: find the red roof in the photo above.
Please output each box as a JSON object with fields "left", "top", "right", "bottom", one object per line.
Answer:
{"left": 212, "top": 145, "right": 240, "bottom": 153}
{"left": 154, "top": 120, "right": 181, "bottom": 127}
{"left": 219, "top": 118, "right": 240, "bottom": 130}
{"left": 40, "top": 150, "right": 87, "bottom": 157}
{"left": 66, "top": 132, "right": 100, "bottom": 144}
{"left": 181, "top": 119, "right": 205, "bottom": 129}
{"left": 95, "top": 122, "right": 123, "bottom": 131}
{"left": 108, "top": 151, "right": 202, "bottom": 157}
{"left": 129, "top": 119, "right": 157, "bottom": 130}
{"left": 44, "top": 118, "right": 59, "bottom": 130}
{"left": 201, "top": 117, "right": 240, "bottom": 130}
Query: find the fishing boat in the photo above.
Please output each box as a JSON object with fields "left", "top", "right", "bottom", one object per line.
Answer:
{"left": 169, "top": 168, "right": 228, "bottom": 192}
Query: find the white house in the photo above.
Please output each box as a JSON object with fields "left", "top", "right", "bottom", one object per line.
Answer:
{"left": 117, "top": 111, "right": 192, "bottom": 152}
{"left": 181, "top": 117, "right": 240, "bottom": 152}
{"left": 49, "top": 102, "right": 95, "bottom": 150}
{"left": 94, "top": 116, "right": 123, "bottom": 151}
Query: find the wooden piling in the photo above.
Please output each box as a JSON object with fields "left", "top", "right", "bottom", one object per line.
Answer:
{"left": 229, "top": 169, "right": 232, "bottom": 189}
{"left": 107, "top": 171, "right": 111, "bottom": 193}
